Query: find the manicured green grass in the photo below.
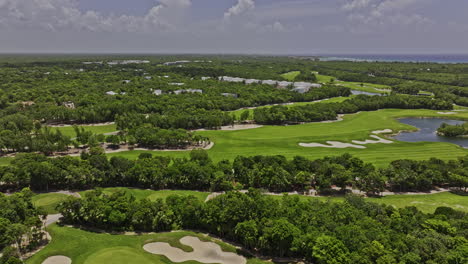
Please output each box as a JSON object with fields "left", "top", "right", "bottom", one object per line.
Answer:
{"left": 281, "top": 71, "right": 300, "bottom": 81}
{"left": 51, "top": 124, "right": 117, "bottom": 138}
{"left": 367, "top": 192, "right": 468, "bottom": 213}
{"left": 271, "top": 192, "right": 467, "bottom": 214}
{"left": 316, "top": 74, "right": 391, "bottom": 94}
{"left": 230, "top": 96, "right": 351, "bottom": 119}
{"left": 79, "top": 188, "right": 209, "bottom": 202}
{"left": 32, "top": 193, "right": 71, "bottom": 214}
{"left": 26, "top": 225, "right": 268, "bottom": 264}
{"left": 108, "top": 109, "right": 468, "bottom": 167}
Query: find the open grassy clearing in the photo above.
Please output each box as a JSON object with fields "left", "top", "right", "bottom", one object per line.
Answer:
{"left": 50, "top": 124, "right": 117, "bottom": 138}
{"left": 79, "top": 188, "right": 209, "bottom": 201}
{"left": 280, "top": 71, "right": 300, "bottom": 81}
{"left": 32, "top": 193, "right": 71, "bottom": 214}
{"left": 315, "top": 73, "right": 391, "bottom": 94}
{"left": 270, "top": 192, "right": 468, "bottom": 214}
{"left": 107, "top": 109, "right": 468, "bottom": 167}
{"left": 26, "top": 225, "right": 268, "bottom": 264}
{"left": 31, "top": 189, "right": 209, "bottom": 214}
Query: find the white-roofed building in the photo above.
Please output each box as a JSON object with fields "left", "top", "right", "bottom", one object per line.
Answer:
{"left": 245, "top": 79, "right": 260, "bottom": 84}
{"left": 221, "top": 93, "right": 238, "bottom": 98}
{"left": 174, "top": 89, "right": 203, "bottom": 95}
{"left": 262, "top": 80, "right": 277, "bottom": 85}
{"left": 277, "top": 81, "right": 293, "bottom": 88}
{"left": 292, "top": 87, "right": 311, "bottom": 94}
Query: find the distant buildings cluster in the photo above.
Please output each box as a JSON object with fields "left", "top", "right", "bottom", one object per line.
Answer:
{"left": 217, "top": 76, "right": 322, "bottom": 93}
{"left": 83, "top": 60, "right": 150, "bottom": 65}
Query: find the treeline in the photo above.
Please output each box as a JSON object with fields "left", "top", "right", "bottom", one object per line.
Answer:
{"left": 312, "top": 62, "right": 468, "bottom": 106}
{"left": 0, "top": 189, "right": 45, "bottom": 263}
{"left": 0, "top": 60, "right": 342, "bottom": 125}
{"left": 58, "top": 189, "right": 468, "bottom": 263}
{"left": 254, "top": 94, "right": 453, "bottom": 125}
{"left": 116, "top": 109, "right": 235, "bottom": 131}
{"left": 115, "top": 86, "right": 350, "bottom": 130}
{"left": 438, "top": 122, "right": 468, "bottom": 137}
{"left": 0, "top": 114, "right": 70, "bottom": 155}
{"left": 129, "top": 125, "right": 209, "bottom": 149}
{"left": 1, "top": 151, "right": 467, "bottom": 194}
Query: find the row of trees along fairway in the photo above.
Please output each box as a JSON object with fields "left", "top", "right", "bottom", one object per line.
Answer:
{"left": 57, "top": 189, "right": 468, "bottom": 264}
{"left": 1, "top": 150, "right": 467, "bottom": 194}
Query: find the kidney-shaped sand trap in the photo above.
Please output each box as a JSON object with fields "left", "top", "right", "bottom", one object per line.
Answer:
{"left": 352, "top": 135, "right": 393, "bottom": 145}
{"left": 143, "top": 236, "right": 246, "bottom": 264}
{"left": 299, "top": 141, "right": 366, "bottom": 149}
{"left": 42, "top": 256, "right": 72, "bottom": 264}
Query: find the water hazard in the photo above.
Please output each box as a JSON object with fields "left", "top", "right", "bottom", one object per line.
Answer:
{"left": 393, "top": 118, "right": 467, "bottom": 148}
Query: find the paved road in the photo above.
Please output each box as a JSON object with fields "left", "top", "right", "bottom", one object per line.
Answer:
{"left": 45, "top": 214, "right": 62, "bottom": 227}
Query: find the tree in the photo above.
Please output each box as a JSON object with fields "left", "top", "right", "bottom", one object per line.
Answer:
{"left": 240, "top": 110, "right": 250, "bottom": 122}
{"left": 449, "top": 173, "right": 468, "bottom": 192}
{"left": 234, "top": 220, "right": 258, "bottom": 250}
{"left": 259, "top": 218, "right": 301, "bottom": 257}
{"left": 312, "top": 235, "right": 350, "bottom": 264}
{"left": 190, "top": 149, "right": 211, "bottom": 165}
{"left": 356, "top": 171, "right": 387, "bottom": 196}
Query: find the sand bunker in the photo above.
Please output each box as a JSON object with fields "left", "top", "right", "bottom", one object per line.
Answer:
{"left": 300, "top": 134, "right": 393, "bottom": 149}
{"left": 42, "top": 256, "right": 72, "bottom": 264}
{"left": 195, "top": 124, "right": 263, "bottom": 131}
{"left": 372, "top": 129, "right": 392, "bottom": 134}
{"left": 143, "top": 236, "right": 246, "bottom": 264}
{"left": 437, "top": 112, "right": 456, "bottom": 115}
{"left": 299, "top": 141, "right": 366, "bottom": 149}
{"left": 352, "top": 135, "right": 393, "bottom": 145}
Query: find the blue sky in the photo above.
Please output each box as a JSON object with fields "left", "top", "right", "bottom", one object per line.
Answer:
{"left": 0, "top": 0, "right": 467, "bottom": 54}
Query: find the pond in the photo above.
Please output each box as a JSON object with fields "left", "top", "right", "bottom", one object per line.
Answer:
{"left": 394, "top": 118, "right": 467, "bottom": 148}
{"left": 351, "top": 90, "right": 382, "bottom": 96}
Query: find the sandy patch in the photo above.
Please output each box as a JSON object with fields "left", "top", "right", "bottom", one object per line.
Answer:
{"left": 42, "top": 256, "right": 72, "bottom": 264}
{"left": 144, "top": 236, "right": 246, "bottom": 264}
{"left": 299, "top": 141, "right": 366, "bottom": 149}
{"left": 372, "top": 129, "right": 392, "bottom": 134}
{"left": 316, "top": 114, "right": 345, "bottom": 124}
{"left": 47, "top": 122, "right": 115, "bottom": 128}
{"left": 44, "top": 214, "right": 62, "bottom": 227}
{"left": 352, "top": 135, "right": 393, "bottom": 144}
{"left": 437, "top": 112, "right": 456, "bottom": 115}
{"left": 67, "top": 142, "right": 214, "bottom": 157}
{"left": 195, "top": 124, "right": 263, "bottom": 131}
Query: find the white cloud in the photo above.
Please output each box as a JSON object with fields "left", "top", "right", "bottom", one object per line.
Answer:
{"left": 224, "top": 0, "right": 255, "bottom": 20}
{"left": 342, "top": 0, "right": 373, "bottom": 11}
{"left": 342, "top": 0, "right": 430, "bottom": 27}
{"left": 0, "top": 0, "right": 191, "bottom": 33}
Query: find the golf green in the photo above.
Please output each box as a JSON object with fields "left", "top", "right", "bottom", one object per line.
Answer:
{"left": 25, "top": 225, "right": 267, "bottom": 264}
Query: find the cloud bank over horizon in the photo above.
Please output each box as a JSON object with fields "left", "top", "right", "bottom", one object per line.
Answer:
{"left": 0, "top": 0, "right": 467, "bottom": 54}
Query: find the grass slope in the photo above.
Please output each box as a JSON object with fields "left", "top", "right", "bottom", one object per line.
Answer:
{"left": 230, "top": 96, "right": 351, "bottom": 119}
{"left": 107, "top": 109, "right": 468, "bottom": 167}
{"left": 271, "top": 192, "right": 467, "bottom": 214}
{"left": 32, "top": 193, "right": 71, "bottom": 214}
{"left": 51, "top": 124, "right": 117, "bottom": 138}
{"left": 26, "top": 225, "right": 268, "bottom": 264}
{"left": 281, "top": 71, "right": 300, "bottom": 81}
{"left": 79, "top": 188, "right": 209, "bottom": 202}
{"left": 316, "top": 74, "right": 391, "bottom": 94}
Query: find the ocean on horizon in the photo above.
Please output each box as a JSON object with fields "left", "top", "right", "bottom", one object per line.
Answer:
{"left": 319, "top": 54, "right": 468, "bottom": 63}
